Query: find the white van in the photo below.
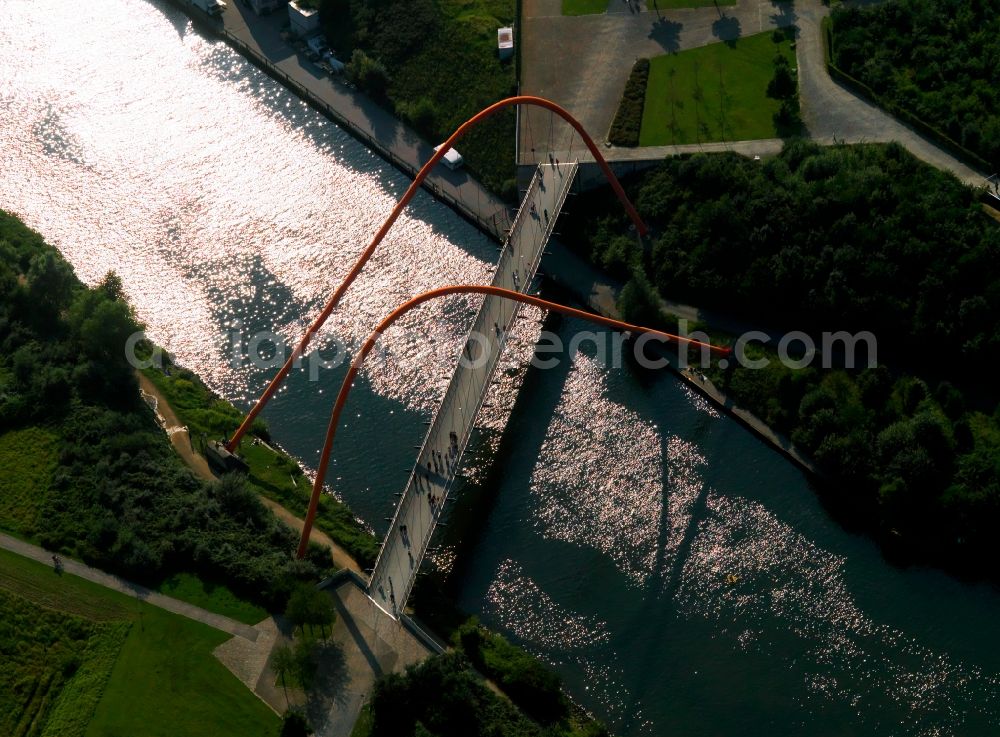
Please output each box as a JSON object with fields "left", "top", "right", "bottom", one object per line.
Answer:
{"left": 193, "top": 0, "right": 226, "bottom": 16}
{"left": 433, "top": 144, "right": 464, "bottom": 171}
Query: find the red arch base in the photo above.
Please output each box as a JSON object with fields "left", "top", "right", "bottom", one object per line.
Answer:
{"left": 227, "top": 96, "right": 648, "bottom": 452}
{"left": 296, "top": 284, "right": 729, "bottom": 559}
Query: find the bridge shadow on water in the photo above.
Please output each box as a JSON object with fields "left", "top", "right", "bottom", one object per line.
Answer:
{"left": 428, "top": 307, "right": 576, "bottom": 595}
{"left": 426, "top": 287, "right": 718, "bottom": 599}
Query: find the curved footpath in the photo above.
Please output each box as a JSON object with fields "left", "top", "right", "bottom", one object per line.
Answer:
{"left": 793, "top": 0, "right": 984, "bottom": 187}
{"left": 137, "top": 372, "right": 362, "bottom": 574}
{"left": 0, "top": 531, "right": 259, "bottom": 640}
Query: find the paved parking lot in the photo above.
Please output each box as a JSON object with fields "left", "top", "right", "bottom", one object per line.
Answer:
{"left": 519, "top": 0, "right": 795, "bottom": 162}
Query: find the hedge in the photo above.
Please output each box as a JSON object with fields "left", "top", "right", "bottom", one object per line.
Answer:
{"left": 608, "top": 58, "right": 650, "bottom": 147}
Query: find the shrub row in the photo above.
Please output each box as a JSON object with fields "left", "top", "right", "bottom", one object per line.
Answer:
{"left": 608, "top": 58, "right": 650, "bottom": 147}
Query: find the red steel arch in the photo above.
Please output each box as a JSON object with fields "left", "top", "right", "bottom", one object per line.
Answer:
{"left": 227, "top": 96, "right": 648, "bottom": 451}
{"left": 296, "top": 284, "right": 730, "bottom": 559}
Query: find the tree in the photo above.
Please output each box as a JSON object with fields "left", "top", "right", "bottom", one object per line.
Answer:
{"left": 97, "top": 271, "right": 126, "bottom": 303}
{"left": 618, "top": 269, "right": 666, "bottom": 330}
{"left": 346, "top": 50, "right": 389, "bottom": 98}
{"left": 284, "top": 583, "right": 335, "bottom": 638}
{"left": 272, "top": 643, "right": 296, "bottom": 703}
{"left": 279, "top": 710, "right": 311, "bottom": 737}
{"left": 311, "top": 589, "right": 335, "bottom": 638}
{"left": 26, "top": 249, "right": 76, "bottom": 320}
{"left": 773, "top": 98, "right": 801, "bottom": 134}
{"left": 284, "top": 585, "right": 313, "bottom": 635}
{"left": 292, "top": 638, "right": 318, "bottom": 690}
{"left": 767, "top": 57, "right": 796, "bottom": 99}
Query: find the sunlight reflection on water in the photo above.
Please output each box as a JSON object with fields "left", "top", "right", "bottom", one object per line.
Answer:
{"left": 3, "top": 3, "right": 1000, "bottom": 735}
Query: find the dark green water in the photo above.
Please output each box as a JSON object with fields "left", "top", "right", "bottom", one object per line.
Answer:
{"left": 446, "top": 318, "right": 1000, "bottom": 736}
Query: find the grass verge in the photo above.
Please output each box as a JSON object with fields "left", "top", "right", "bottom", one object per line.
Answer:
{"left": 0, "top": 426, "right": 57, "bottom": 536}
{"left": 656, "top": 0, "right": 735, "bottom": 7}
{"left": 155, "top": 572, "right": 267, "bottom": 626}
{"left": 561, "top": 0, "right": 607, "bottom": 15}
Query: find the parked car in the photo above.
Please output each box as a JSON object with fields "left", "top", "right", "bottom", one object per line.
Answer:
{"left": 193, "top": 0, "right": 226, "bottom": 16}
{"left": 305, "top": 35, "right": 328, "bottom": 61}
{"left": 433, "top": 144, "right": 464, "bottom": 171}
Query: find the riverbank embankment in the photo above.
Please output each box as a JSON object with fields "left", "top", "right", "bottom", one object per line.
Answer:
{"left": 162, "top": 0, "right": 825, "bottom": 510}
{"left": 164, "top": 0, "right": 515, "bottom": 241}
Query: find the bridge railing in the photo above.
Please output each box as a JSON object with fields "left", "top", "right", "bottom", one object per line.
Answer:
{"left": 368, "top": 162, "right": 578, "bottom": 613}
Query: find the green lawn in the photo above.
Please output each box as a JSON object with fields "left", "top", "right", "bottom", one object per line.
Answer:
{"left": 640, "top": 30, "right": 795, "bottom": 146}
{"left": 0, "top": 426, "right": 57, "bottom": 535}
{"left": 561, "top": 0, "right": 608, "bottom": 15}
{"left": 154, "top": 573, "right": 267, "bottom": 626}
{"left": 0, "top": 549, "right": 279, "bottom": 737}
{"left": 85, "top": 607, "right": 276, "bottom": 737}
{"left": 562, "top": 0, "right": 733, "bottom": 13}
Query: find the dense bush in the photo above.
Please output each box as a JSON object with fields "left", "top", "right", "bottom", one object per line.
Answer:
{"left": 456, "top": 619, "right": 569, "bottom": 726}
{"left": 0, "top": 211, "right": 327, "bottom": 610}
{"left": 368, "top": 652, "right": 542, "bottom": 737}
{"left": 608, "top": 58, "right": 650, "bottom": 147}
{"left": 366, "top": 649, "right": 609, "bottom": 737}
{"left": 346, "top": 49, "right": 390, "bottom": 99}
{"left": 320, "top": 0, "right": 517, "bottom": 197}
{"left": 830, "top": 0, "right": 1000, "bottom": 170}
{"left": 558, "top": 143, "right": 1000, "bottom": 563}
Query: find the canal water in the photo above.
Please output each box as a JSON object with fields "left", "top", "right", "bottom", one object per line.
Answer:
{"left": 2, "top": 2, "right": 999, "bottom": 735}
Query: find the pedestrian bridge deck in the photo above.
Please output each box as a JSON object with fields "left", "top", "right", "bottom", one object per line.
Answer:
{"left": 368, "top": 161, "right": 578, "bottom": 615}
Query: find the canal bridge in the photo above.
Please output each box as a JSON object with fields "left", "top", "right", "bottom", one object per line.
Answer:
{"left": 368, "top": 160, "right": 576, "bottom": 614}
{"left": 225, "top": 96, "right": 723, "bottom": 619}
